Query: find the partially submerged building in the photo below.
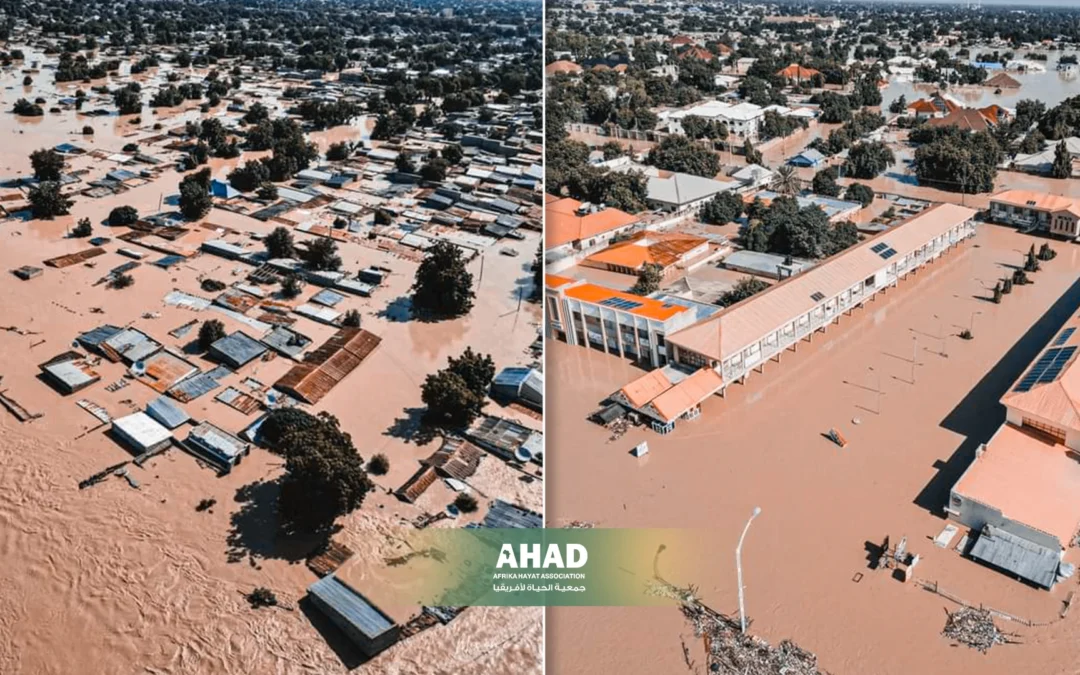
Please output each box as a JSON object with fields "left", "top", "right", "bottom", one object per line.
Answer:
{"left": 667, "top": 204, "right": 977, "bottom": 389}
{"left": 396, "top": 437, "right": 484, "bottom": 503}
{"left": 112, "top": 412, "right": 173, "bottom": 454}
{"left": 274, "top": 328, "right": 382, "bottom": 404}
{"left": 208, "top": 331, "right": 268, "bottom": 370}
{"left": 946, "top": 315, "right": 1080, "bottom": 588}
{"left": 490, "top": 367, "right": 543, "bottom": 410}
{"left": 184, "top": 422, "right": 251, "bottom": 472}
{"left": 466, "top": 415, "right": 543, "bottom": 463}
{"left": 38, "top": 351, "right": 100, "bottom": 394}
{"left": 988, "top": 190, "right": 1080, "bottom": 239}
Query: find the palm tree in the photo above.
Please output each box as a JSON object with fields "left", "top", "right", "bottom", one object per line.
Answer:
{"left": 775, "top": 165, "right": 800, "bottom": 196}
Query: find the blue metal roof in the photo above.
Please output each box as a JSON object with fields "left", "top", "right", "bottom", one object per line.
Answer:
{"left": 77, "top": 324, "right": 123, "bottom": 350}
{"left": 145, "top": 396, "right": 191, "bottom": 429}
{"left": 308, "top": 575, "right": 396, "bottom": 638}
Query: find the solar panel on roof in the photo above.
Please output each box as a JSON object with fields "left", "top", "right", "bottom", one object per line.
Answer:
{"left": 879, "top": 248, "right": 897, "bottom": 260}
{"left": 1053, "top": 327, "right": 1076, "bottom": 346}
{"left": 870, "top": 242, "right": 889, "bottom": 254}
{"left": 810, "top": 291, "right": 826, "bottom": 302}
{"left": 600, "top": 297, "right": 643, "bottom": 311}
{"left": 1013, "top": 346, "right": 1075, "bottom": 392}
{"left": 1037, "top": 346, "right": 1076, "bottom": 385}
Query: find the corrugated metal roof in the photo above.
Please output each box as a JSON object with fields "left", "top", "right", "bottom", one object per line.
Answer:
{"left": 969, "top": 526, "right": 1061, "bottom": 589}
{"left": 77, "top": 324, "right": 123, "bottom": 351}
{"left": 145, "top": 396, "right": 191, "bottom": 429}
{"left": 112, "top": 412, "right": 173, "bottom": 451}
{"left": 169, "top": 365, "right": 232, "bottom": 402}
{"left": 273, "top": 328, "right": 381, "bottom": 404}
{"left": 209, "top": 332, "right": 267, "bottom": 368}
{"left": 482, "top": 500, "right": 542, "bottom": 529}
{"left": 261, "top": 326, "right": 312, "bottom": 358}
{"left": 101, "top": 328, "right": 162, "bottom": 364}
{"left": 308, "top": 574, "right": 396, "bottom": 638}
{"left": 186, "top": 422, "right": 248, "bottom": 460}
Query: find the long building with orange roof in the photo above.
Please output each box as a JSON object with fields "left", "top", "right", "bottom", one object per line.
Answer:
{"left": 776, "top": 63, "right": 821, "bottom": 84}
{"left": 544, "top": 277, "right": 719, "bottom": 368}
{"left": 666, "top": 203, "right": 976, "bottom": 387}
{"left": 989, "top": 189, "right": 1080, "bottom": 239}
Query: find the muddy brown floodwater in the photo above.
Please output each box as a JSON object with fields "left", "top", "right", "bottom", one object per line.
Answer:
{"left": 547, "top": 224, "right": 1080, "bottom": 675}
{"left": 0, "top": 52, "right": 542, "bottom": 675}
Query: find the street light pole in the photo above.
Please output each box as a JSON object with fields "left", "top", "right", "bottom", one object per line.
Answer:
{"left": 911, "top": 336, "right": 918, "bottom": 383}
{"left": 969, "top": 310, "right": 981, "bottom": 336}
{"left": 736, "top": 506, "right": 762, "bottom": 634}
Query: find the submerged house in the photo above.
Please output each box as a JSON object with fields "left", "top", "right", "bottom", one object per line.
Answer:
{"left": 490, "top": 367, "right": 543, "bottom": 410}
{"left": 396, "top": 437, "right": 484, "bottom": 503}
{"left": 307, "top": 560, "right": 415, "bottom": 657}
{"left": 112, "top": 412, "right": 173, "bottom": 454}
{"left": 184, "top": 422, "right": 251, "bottom": 472}
{"left": 38, "top": 351, "right": 100, "bottom": 394}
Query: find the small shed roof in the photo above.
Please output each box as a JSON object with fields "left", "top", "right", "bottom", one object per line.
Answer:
{"left": 209, "top": 331, "right": 268, "bottom": 368}
{"left": 145, "top": 396, "right": 191, "bottom": 429}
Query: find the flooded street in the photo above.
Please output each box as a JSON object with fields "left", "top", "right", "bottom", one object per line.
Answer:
{"left": 546, "top": 224, "right": 1080, "bottom": 675}
{"left": 0, "top": 39, "right": 543, "bottom": 675}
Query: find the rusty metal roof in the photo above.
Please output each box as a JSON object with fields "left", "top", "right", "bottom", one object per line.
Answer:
{"left": 273, "top": 328, "right": 381, "bottom": 404}
{"left": 43, "top": 247, "right": 107, "bottom": 268}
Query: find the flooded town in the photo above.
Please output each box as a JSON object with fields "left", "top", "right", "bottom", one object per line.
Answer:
{"left": 0, "top": 0, "right": 543, "bottom": 673}
{"left": 545, "top": 1, "right": 1080, "bottom": 674}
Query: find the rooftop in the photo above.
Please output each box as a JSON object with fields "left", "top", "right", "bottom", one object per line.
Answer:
{"left": 669, "top": 203, "right": 977, "bottom": 361}
{"left": 557, "top": 280, "right": 692, "bottom": 322}
{"left": 545, "top": 197, "right": 639, "bottom": 250}
{"left": 954, "top": 424, "right": 1080, "bottom": 547}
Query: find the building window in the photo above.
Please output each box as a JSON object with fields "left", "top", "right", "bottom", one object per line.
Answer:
{"left": 678, "top": 349, "right": 709, "bottom": 369}
{"left": 1021, "top": 417, "right": 1067, "bottom": 442}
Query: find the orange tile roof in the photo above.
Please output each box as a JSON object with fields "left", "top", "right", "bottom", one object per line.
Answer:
{"left": 927, "top": 108, "right": 991, "bottom": 131}
{"left": 953, "top": 424, "right": 1080, "bottom": 546}
{"left": 669, "top": 35, "right": 696, "bottom": 46}
{"left": 563, "top": 282, "right": 691, "bottom": 322}
{"left": 668, "top": 203, "right": 977, "bottom": 362}
{"left": 545, "top": 197, "right": 640, "bottom": 249}
{"left": 678, "top": 46, "right": 715, "bottom": 62}
{"left": 584, "top": 232, "right": 708, "bottom": 270}
{"left": 908, "top": 99, "right": 939, "bottom": 114}
{"left": 776, "top": 64, "right": 821, "bottom": 80}
{"left": 619, "top": 368, "right": 676, "bottom": 409}
{"left": 545, "top": 60, "right": 583, "bottom": 75}
{"left": 990, "top": 189, "right": 1080, "bottom": 214}
{"left": 647, "top": 367, "right": 725, "bottom": 422}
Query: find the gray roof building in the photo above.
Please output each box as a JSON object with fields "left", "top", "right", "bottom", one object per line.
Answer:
{"left": 145, "top": 396, "right": 191, "bottom": 430}
{"left": 307, "top": 574, "right": 403, "bottom": 657}
{"left": 184, "top": 422, "right": 250, "bottom": 472}
{"left": 112, "top": 412, "right": 173, "bottom": 454}
{"left": 208, "top": 331, "right": 268, "bottom": 369}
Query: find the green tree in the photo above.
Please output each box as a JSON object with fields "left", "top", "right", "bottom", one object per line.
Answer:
{"left": 265, "top": 226, "right": 296, "bottom": 259}
{"left": 454, "top": 493, "right": 479, "bottom": 513}
{"left": 411, "top": 240, "right": 475, "bottom": 317}
{"left": 648, "top": 135, "right": 720, "bottom": 177}
{"left": 367, "top": 453, "right": 390, "bottom": 476}
{"left": 71, "top": 217, "right": 92, "bottom": 237}
{"left": 198, "top": 319, "right": 226, "bottom": 350}
{"left": 812, "top": 167, "right": 842, "bottom": 197}
{"left": 629, "top": 263, "right": 663, "bottom": 295}
{"left": 421, "top": 369, "right": 485, "bottom": 428}
{"left": 844, "top": 141, "right": 895, "bottom": 179}
{"left": 30, "top": 148, "right": 64, "bottom": 181}
{"left": 178, "top": 168, "right": 212, "bottom": 220}
{"left": 700, "top": 191, "right": 744, "bottom": 225}
{"left": 341, "top": 309, "right": 361, "bottom": 327}
{"left": 302, "top": 237, "right": 342, "bottom": 271}
{"left": 1052, "top": 140, "right": 1072, "bottom": 179}
{"left": 108, "top": 205, "right": 138, "bottom": 226}
{"left": 844, "top": 183, "right": 875, "bottom": 208}
{"left": 442, "top": 144, "right": 464, "bottom": 165}
{"left": 326, "top": 142, "right": 350, "bottom": 161}
{"left": 718, "top": 276, "right": 770, "bottom": 307}
{"left": 263, "top": 410, "right": 373, "bottom": 533}
{"left": 28, "top": 181, "right": 73, "bottom": 219}
{"left": 420, "top": 157, "right": 450, "bottom": 182}
{"left": 743, "top": 138, "right": 762, "bottom": 165}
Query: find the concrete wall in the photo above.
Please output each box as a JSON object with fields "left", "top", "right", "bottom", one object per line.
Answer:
{"left": 947, "top": 491, "right": 1061, "bottom": 552}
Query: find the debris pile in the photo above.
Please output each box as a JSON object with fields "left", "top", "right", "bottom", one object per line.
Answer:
{"left": 606, "top": 417, "right": 630, "bottom": 442}
{"left": 647, "top": 579, "right": 827, "bottom": 675}
{"left": 942, "top": 607, "right": 1017, "bottom": 653}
